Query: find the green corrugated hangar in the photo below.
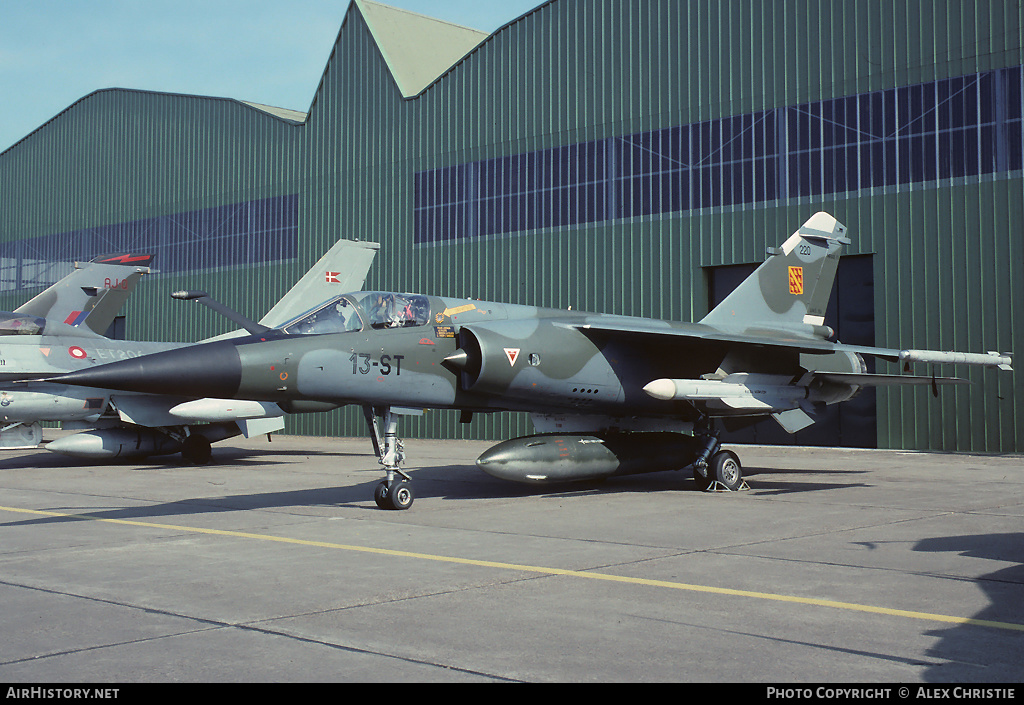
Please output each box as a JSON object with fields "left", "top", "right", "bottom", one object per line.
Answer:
{"left": 0, "top": 0, "right": 1021, "bottom": 452}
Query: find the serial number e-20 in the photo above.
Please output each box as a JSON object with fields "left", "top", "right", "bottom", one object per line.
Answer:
{"left": 349, "top": 353, "right": 404, "bottom": 376}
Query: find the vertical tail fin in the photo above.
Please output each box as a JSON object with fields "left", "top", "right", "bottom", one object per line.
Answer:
{"left": 700, "top": 212, "right": 849, "bottom": 338}
{"left": 258, "top": 239, "right": 380, "bottom": 328}
{"left": 199, "top": 238, "right": 380, "bottom": 342}
{"left": 15, "top": 254, "right": 153, "bottom": 336}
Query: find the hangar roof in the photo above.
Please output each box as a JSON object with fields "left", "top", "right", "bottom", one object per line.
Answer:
{"left": 1, "top": 0, "right": 490, "bottom": 152}
{"left": 239, "top": 101, "right": 308, "bottom": 124}
{"left": 355, "top": 0, "right": 490, "bottom": 98}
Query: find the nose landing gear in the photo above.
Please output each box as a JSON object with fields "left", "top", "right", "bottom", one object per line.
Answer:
{"left": 364, "top": 405, "right": 415, "bottom": 510}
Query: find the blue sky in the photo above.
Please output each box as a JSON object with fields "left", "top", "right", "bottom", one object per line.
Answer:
{"left": 0, "top": 0, "right": 543, "bottom": 153}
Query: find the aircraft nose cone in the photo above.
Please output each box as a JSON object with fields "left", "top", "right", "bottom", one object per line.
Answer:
{"left": 51, "top": 341, "right": 243, "bottom": 399}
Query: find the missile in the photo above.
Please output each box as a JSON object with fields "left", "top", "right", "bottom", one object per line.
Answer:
{"left": 642, "top": 376, "right": 805, "bottom": 411}
{"left": 899, "top": 349, "right": 1012, "bottom": 370}
{"left": 476, "top": 432, "right": 698, "bottom": 484}
{"left": 170, "top": 398, "right": 285, "bottom": 423}
{"left": 46, "top": 428, "right": 183, "bottom": 460}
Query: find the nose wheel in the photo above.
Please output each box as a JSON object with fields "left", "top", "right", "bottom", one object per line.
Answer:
{"left": 374, "top": 479, "right": 414, "bottom": 510}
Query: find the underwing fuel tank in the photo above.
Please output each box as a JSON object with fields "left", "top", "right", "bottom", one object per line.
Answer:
{"left": 0, "top": 385, "right": 110, "bottom": 423}
{"left": 475, "top": 432, "right": 698, "bottom": 484}
{"left": 46, "top": 428, "right": 182, "bottom": 460}
{"left": 169, "top": 398, "right": 285, "bottom": 422}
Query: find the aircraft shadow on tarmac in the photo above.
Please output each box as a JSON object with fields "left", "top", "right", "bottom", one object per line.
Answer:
{"left": 0, "top": 457, "right": 873, "bottom": 530}
{"left": 392, "top": 462, "right": 870, "bottom": 500}
{"left": 0, "top": 443, "right": 373, "bottom": 470}
{"left": 913, "top": 532, "right": 1024, "bottom": 682}
{"left": 726, "top": 463, "right": 871, "bottom": 495}
{"left": 1, "top": 441, "right": 876, "bottom": 529}
{"left": 0, "top": 480, "right": 387, "bottom": 528}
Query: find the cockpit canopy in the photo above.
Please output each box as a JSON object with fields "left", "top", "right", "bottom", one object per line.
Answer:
{"left": 0, "top": 312, "right": 46, "bottom": 336}
{"left": 355, "top": 291, "right": 430, "bottom": 329}
{"left": 280, "top": 292, "right": 430, "bottom": 336}
{"left": 281, "top": 296, "right": 362, "bottom": 335}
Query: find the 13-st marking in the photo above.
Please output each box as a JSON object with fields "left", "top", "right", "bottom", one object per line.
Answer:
{"left": 349, "top": 352, "right": 404, "bottom": 375}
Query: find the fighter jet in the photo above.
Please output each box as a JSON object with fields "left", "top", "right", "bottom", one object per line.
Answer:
{"left": 47, "top": 213, "right": 1012, "bottom": 507}
{"left": 0, "top": 253, "right": 158, "bottom": 449}
{"left": 4, "top": 239, "right": 379, "bottom": 461}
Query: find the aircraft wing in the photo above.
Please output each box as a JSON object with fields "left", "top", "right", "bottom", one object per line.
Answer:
{"left": 811, "top": 372, "right": 969, "bottom": 387}
{"left": 567, "top": 320, "right": 842, "bottom": 353}
{"left": 567, "top": 322, "right": 1013, "bottom": 372}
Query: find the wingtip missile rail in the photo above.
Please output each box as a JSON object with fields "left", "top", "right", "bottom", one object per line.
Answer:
{"left": 898, "top": 350, "right": 1012, "bottom": 371}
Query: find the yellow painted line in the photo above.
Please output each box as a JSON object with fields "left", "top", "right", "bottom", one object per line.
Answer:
{"left": 3, "top": 504, "right": 1023, "bottom": 633}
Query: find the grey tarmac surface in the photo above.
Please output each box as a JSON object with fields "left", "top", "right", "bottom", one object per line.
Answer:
{"left": 0, "top": 430, "right": 1021, "bottom": 683}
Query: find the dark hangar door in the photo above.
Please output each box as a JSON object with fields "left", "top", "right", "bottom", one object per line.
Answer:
{"left": 707, "top": 255, "right": 877, "bottom": 448}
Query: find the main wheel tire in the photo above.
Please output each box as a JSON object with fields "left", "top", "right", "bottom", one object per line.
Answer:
{"left": 710, "top": 450, "right": 743, "bottom": 491}
{"left": 181, "top": 434, "right": 212, "bottom": 465}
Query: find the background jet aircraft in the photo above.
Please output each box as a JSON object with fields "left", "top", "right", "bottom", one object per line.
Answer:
{"left": 49, "top": 213, "right": 1012, "bottom": 508}
{"left": 0, "top": 253, "right": 156, "bottom": 449}
{"left": 4, "top": 239, "right": 378, "bottom": 462}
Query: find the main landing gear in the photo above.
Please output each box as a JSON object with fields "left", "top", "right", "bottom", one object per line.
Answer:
{"left": 691, "top": 422, "right": 747, "bottom": 492}
{"left": 363, "top": 406, "right": 414, "bottom": 510}
{"left": 181, "top": 432, "right": 212, "bottom": 465}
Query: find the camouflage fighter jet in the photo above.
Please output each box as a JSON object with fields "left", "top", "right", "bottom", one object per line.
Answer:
{"left": 47, "top": 213, "right": 1012, "bottom": 507}
{"left": 4, "top": 240, "right": 378, "bottom": 462}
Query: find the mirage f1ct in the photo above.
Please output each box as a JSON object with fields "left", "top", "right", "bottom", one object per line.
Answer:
{"left": 49, "top": 213, "right": 1013, "bottom": 509}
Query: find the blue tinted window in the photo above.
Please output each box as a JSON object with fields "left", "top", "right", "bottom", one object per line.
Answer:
{"left": 980, "top": 73, "right": 997, "bottom": 124}
{"left": 0, "top": 195, "right": 299, "bottom": 292}
{"left": 980, "top": 126, "right": 998, "bottom": 174}
{"left": 1006, "top": 66, "right": 1023, "bottom": 120}
{"left": 414, "top": 65, "right": 1024, "bottom": 244}
{"left": 1008, "top": 127, "right": 1023, "bottom": 171}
